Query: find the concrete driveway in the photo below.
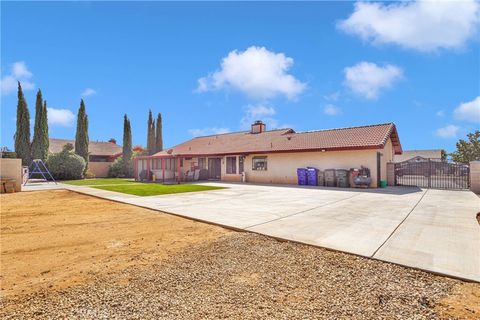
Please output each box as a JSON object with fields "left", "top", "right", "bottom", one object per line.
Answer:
{"left": 62, "top": 182, "right": 479, "bottom": 281}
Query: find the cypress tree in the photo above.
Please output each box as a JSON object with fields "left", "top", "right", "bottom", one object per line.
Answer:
{"left": 155, "top": 112, "right": 163, "bottom": 153}
{"left": 31, "top": 90, "right": 48, "bottom": 161}
{"left": 147, "top": 110, "right": 156, "bottom": 155}
{"left": 75, "top": 99, "right": 89, "bottom": 171}
{"left": 123, "top": 114, "right": 133, "bottom": 175}
{"left": 42, "top": 100, "right": 49, "bottom": 160}
{"left": 14, "top": 82, "right": 31, "bottom": 165}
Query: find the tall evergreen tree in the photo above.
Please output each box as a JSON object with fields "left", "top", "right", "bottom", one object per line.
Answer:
{"left": 42, "top": 100, "right": 49, "bottom": 159}
{"left": 147, "top": 110, "right": 156, "bottom": 155}
{"left": 75, "top": 99, "right": 89, "bottom": 171}
{"left": 155, "top": 112, "right": 163, "bottom": 153}
{"left": 31, "top": 90, "right": 49, "bottom": 161}
{"left": 14, "top": 82, "right": 31, "bottom": 165}
{"left": 123, "top": 114, "right": 133, "bottom": 175}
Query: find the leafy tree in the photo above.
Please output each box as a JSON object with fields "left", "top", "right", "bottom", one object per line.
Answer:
{"left": 14, "top": 82, "right": 31, "bottom": 165}
{"left": 123, "top": 114, "right": 133, "bottom": 176}
{"left": 46, "top": 143, "right": 86, "bottom": 180}
{"left": 147, "top": 110, "right": 156, "bottom": 155}
{"left": 440, "top": 149, "right": 448, "bottom": 161}
{"left": 31, "top": 90, "right": 49, "bottom": 161}
{"left": 450, "top": 130, "right": 480, "bottom": 163}
{"left": 75, "top": 99, "right": 89, "bottom": 171}
{"left": 155, "top": 112, "right": 163, "bottom": 153}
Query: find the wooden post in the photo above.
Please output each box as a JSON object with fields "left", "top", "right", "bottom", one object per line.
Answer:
{"left": 177, "top": 157, "right": 181, "bottom": 184}
{"left": 134, "top": 158, "right": 138, "bottom": 181}
{"left": 162, "top": 158, "right": 165, "bottom": 184}
{"left": 146, "top": 158, "right": 151, "bottom": 181}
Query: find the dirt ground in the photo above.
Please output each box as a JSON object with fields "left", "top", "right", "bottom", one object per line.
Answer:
{"left": 1, "top": 190, "right": 229, "bottom": 297}
{"left": 1, "top": 190, "right": 479, "bottom": 319}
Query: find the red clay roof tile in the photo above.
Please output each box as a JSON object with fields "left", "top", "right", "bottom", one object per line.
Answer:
{"left": 149, "top": 123, "right": 402, "bottom": 158}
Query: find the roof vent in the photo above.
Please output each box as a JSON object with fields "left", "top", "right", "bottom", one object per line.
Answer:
{"left": 251, "top": 120, "right": 266, "bottom": 134}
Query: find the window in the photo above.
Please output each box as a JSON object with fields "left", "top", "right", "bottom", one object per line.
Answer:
{"left": 198, "top": 158, "right": 206, "bottom": 169}
{"left": 252, "top": 156, "right": 267, "bottom": 171}
{"left": 239, "top": 156, "right": 244, "bottom": 173}
{"left": 226, "top": 156, "right": 237, "bottom": 174}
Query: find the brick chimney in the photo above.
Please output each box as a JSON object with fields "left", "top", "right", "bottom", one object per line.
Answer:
{"left": 251, "top": 120, "right": 266, "bottom": 134}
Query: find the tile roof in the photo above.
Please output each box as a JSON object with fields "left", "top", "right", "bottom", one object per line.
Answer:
{"left": 49, "top": 138, "right": 122, "bottom": 156}
{"left": 147, "top": 123, "right": 402, "bottom": 158}
{"left": 394, "top": 149, "right": 442, "bottom": 162}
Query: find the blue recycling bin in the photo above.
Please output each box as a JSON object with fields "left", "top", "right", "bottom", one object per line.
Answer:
{"left": 297, "top": 168, "right": 308, "bottom": 185}
{"left": 306, "top": 167, "right": 318, "bottom": 186}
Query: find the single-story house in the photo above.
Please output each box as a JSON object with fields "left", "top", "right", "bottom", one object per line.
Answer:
{"left": 134, "top": 121, "right": 402, "bottom": 188}
{"left": 49, "top": 138, "right": 122, "bottom": 177}
{"left": 394, "top": 149, "right": 442, "bottom": 162}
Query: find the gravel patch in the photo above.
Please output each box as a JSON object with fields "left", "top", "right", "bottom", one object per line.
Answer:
{"left": 1, "top": 233, "right": 457, "bottom": 319}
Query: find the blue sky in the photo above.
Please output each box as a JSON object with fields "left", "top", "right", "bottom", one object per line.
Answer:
{"left": 1, "top": 1, "right": 479, "bottom": 152}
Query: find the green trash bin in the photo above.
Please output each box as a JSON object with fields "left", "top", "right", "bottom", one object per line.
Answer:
{"left": 380, "top": 180, "right": 387, "bottom": 188}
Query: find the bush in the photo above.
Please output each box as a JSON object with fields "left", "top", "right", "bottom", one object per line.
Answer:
{"left": 108, "top": 156, "right": 133, "bottom": 178}
{"left": 46, "top": 143, "right": 86, "bottom": 180}
{"left": 84, "top": 170, "right": 96, "bottom": 179}
{"left": 0, "top": 151, "right": 17, "bottom": 159}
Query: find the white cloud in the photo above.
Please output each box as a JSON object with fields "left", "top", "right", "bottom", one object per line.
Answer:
{"left": 81, "top": 88, "right": 97, "bottom": 97}
{"left": 1, "top": 61, "right": 35, "bottom": 95}
{"left": 196, "top": 46, "right": 306, "bottom": 101}
{"left": 47, "top": 108, "right": 75, "bottom": 127}
{"left": 435, "top": 125, "right": 460, "bottom": 138}
{"left": 240, "top": 104, "right": 282, "bottom": 130}
{"left": 323, "top": 91, "right": 340, "bottom": 102}
{"left": 188, "top": 127, "right": 230, "bottom": 137}
{"left": 454, "top": 96, "right": 480, "bottom": 123}
{"left": 436, "top": 110, "right": 445, "bottom": 117}
{"left": 323, "top": 104, "right": 341, "bottom": 116}
{"left": 344, "top": 61, "right": 402, "bottom": 99}
{"left": 338, "top": 0, "right": 480, "bottom": 52}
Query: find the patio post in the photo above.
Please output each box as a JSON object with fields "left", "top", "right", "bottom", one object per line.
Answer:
{"left": 177, "top": 157, "right": 181, "bottom": 184}
{"left": 162, "top": 158, "right": 165, "bottom": 184}
{"left": 146, "top": 158, "right": 151, "bottom": 181}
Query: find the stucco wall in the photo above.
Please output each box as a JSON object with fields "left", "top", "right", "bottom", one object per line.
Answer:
{"left": 379, "top": 138, "right": 394, "bottom": 181}
{"left": 470, "top": 161, "right": 480, "bottom": 194}
{"left": 88, "top": 162, "right": 112, "bottom": 178}
{"left": 0, "top": 158, "right": 23, "bottom": 192}
{"left": 243, "top": 149, "right": 379, "bottom": 187}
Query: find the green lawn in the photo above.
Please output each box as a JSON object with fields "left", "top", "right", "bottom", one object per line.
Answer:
{"left": 62, "top": 178, "right": 138, "bottom": 186}
{"left": 92, "top": 183, "right": 226, "bottom": 196}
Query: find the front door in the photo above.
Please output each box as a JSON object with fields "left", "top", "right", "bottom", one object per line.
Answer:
{"left": 208, "top": 158, "right": 221, "bottom": 179}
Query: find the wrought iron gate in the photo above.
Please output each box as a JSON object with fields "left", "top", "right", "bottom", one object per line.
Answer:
{"left": 395, "top": 157, "right": 470, "bottom": 189}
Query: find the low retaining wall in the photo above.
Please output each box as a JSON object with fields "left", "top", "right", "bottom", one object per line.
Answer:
{"left": 0, "top": 158, "right": 22, "bottom": 192}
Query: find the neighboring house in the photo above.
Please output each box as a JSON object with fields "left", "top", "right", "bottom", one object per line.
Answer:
{"left": 49, "top": 138, "right": 122, "bottom": 177}
{"left": 135, "top": 121, "right": 402, "bottom": 188}
{"left": 394, "top": 149, "right": 442, "bottom": 163}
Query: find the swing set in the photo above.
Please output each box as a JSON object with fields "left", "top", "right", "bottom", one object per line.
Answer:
{"left": 24, "top": 159, "right": 57, "bottom": 185}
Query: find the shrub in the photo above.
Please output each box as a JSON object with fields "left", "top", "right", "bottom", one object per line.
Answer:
{"left": 84, "top": 170, "right": 96, "bottom": 179}
{"left": 108, "top": 156, "right": 133, "bottom": 178}
{"left": 0, "top": 151, "right": 17, "bottom": 159}
{"left": 46, "top": 143, "right": 86, "bottom": 180}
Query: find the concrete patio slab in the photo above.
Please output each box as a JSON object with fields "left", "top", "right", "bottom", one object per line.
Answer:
{"left": 374, "top": 189, "right": 480, "bottom": 281}
{"left": 247, "top": 190, "right": 427, "bottom": 257}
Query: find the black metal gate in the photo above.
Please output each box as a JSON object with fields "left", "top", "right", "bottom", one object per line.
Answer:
{"left": 395, "top": 157, "right": 470, "bottom": 189}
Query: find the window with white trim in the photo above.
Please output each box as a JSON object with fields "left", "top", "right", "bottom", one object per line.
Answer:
{"left": 252, "top": 156, "right": 267, "bottom": 171}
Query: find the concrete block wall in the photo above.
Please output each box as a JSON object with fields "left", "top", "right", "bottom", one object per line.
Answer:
{"left": 0, "top": 158, "right": 23, "bottom": 192}
{"left": 470, "top": 161, "right": 480, "bottom": 194}
{"left": 386, "top": 162, "right": 395, "bottom": 186}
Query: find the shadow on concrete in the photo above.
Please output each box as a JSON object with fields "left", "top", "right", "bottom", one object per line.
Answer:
{"left": 191, "top": 181, "right": 424, "bottom": 195}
